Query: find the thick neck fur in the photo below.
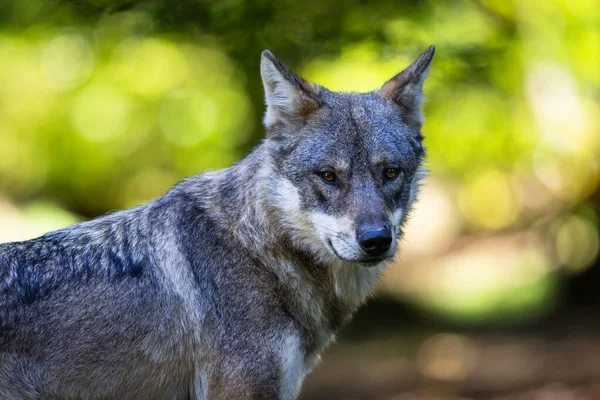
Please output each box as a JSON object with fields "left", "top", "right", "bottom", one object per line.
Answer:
{"left": 194, "top": 143, "right": 383, "bottom": 348}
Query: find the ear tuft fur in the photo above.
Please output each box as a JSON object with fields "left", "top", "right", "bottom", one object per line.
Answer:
{"left": 378, "top": 45, "right": 435, "bottom": 129}
{"left": 260, "top": 50, "right": 320, "bottom": 129}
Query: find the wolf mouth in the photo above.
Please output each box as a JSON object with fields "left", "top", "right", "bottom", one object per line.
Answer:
{"left": 327, "top": 239, "right": 387, "bottom": 266}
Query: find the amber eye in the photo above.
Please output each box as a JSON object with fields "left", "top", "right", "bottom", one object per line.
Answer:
{"left": 384, "top": 168, "right": 399, "bottom": 180}
{"left": 320, "top": 171, "right": 336, "bottom": 183}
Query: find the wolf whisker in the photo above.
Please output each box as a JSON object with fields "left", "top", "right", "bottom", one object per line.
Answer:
{"left": 311, "top": 222, "right": 342, "bottom": 235}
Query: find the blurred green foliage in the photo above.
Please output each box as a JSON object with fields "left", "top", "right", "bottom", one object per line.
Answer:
{"left": 0, "top": 0, "right": 599, "bottom": 323}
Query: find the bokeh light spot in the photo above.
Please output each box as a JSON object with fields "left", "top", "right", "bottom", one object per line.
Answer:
{"left": 458, "top": 170, "right": 521, "bottom": 230}
{"left": 303, "top": 42, "right": 404, "bottom": 92}
{"left": 70, "top": 84, "right": 132, "bottom": 142}
{"left": 111, "top": 38, "right": 188, "bottom": 97}
{"left": 554, "top": 214, "right": 600, "bottom": 274}
{"left": 533, "top": 147, "right": 599, "bottom": 201}
{"left": 159, "top": 88, "right": 217, "bottom": 147}
{"left": 41, "top": 34, "right": 94, "bottom": 91}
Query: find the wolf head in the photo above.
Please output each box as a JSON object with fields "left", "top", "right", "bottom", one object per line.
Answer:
{"left": 259, "top": 47, "right": 434, "bottom": 266}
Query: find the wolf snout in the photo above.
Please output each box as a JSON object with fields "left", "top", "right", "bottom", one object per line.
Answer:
{"left": 357, "top": 225, "right": 392, "bottom": 256}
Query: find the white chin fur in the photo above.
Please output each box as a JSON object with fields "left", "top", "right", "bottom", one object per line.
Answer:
{"left": 328, "top": 235, "right": 363, "bottom": 262}
{"left": 308, "top": 212, "right": 363, "bottom": 260}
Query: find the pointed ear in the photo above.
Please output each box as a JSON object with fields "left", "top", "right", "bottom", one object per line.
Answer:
{"left": 378, "top": 46, "right": 435, "bottom": 129}
{"left": 260, "top": 50, "right": 321, "bottom": 129}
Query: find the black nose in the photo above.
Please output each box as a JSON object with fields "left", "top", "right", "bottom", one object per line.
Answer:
{"left": 358, "top": 226, "right": 392, "bottom": 256}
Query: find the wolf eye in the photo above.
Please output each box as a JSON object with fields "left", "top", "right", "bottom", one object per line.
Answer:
{"left": 320, "top": 171, "right": 336, "bottom": 183}
{"left": 384, "top": 168, "right": 399, "bottom": 180}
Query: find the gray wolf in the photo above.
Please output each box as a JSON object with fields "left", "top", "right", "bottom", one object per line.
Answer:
{"left": 0, "top": 46, "right": 434, "bottom": 399}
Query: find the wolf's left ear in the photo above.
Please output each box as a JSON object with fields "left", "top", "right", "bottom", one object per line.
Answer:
{"left": 378, "top": 46, "right": 435, "bottom": 129}
{"left": 260, "top": 50, "right": 321, "bottom": 130}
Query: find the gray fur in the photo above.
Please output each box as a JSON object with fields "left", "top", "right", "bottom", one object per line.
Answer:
{"left": 0, "top": 46, "right": 434, "bottom": 399}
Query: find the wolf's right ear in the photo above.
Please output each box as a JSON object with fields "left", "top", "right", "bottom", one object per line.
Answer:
{"left": 378, "top": 46, "right": 435, "bottom": 129}
{"left": 260, "top": 50, "right": 321, "bottom": 130}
